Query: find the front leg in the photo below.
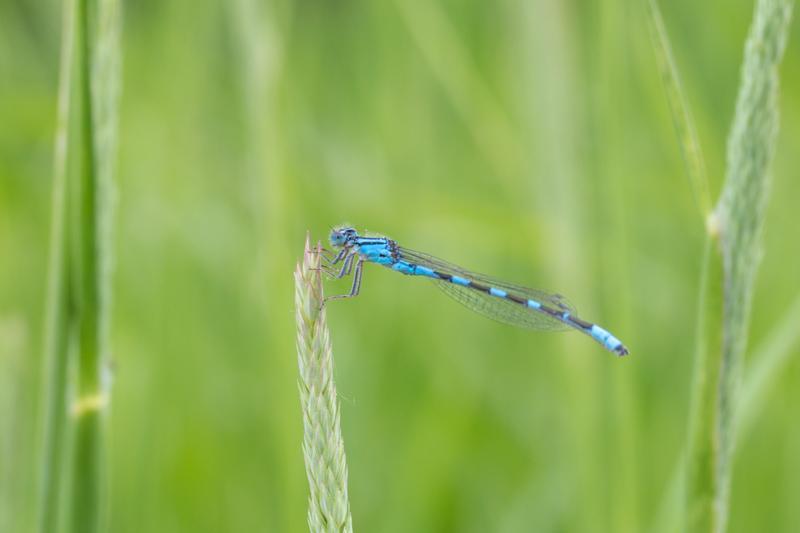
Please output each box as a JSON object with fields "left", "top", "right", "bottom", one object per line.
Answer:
{"left": 336, "top": 253, "right": 356, "bottom": 278}
{"left": 308, "top": 246, "right": 347, "bottom": 265}
{"left": 313, "top": 252, "right": 356, "bottom": 279}
{"left": 324, "top": 248, "right": 348, "bottom": 266}
{"left": 324, "top": 258, "right": 364, "bottom": 303}
{"left": 311, "top": 264, "right": 339, "bottom": 277}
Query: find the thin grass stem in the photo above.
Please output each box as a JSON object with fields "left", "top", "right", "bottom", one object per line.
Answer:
{"left": 645, "top": 0, "right": 712, "bottom": 219}
{"left": 685, "top": 237, "right": 724, "bottom": 533}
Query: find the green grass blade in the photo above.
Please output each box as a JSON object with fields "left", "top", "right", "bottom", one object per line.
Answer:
{"left": 393, "top": 0, "right": 524, "bottom": 184}
{"left": 738, "top": 292, "right": 800, "bottom": 438}
{"left": 69, "top": 0, "right": 120, "bottom": 530}
{"left": 295, "top": 238, "right": 353, "bottom": 533}
{"left": 651, "top": 455, "right": 684, "bottom": 533}
{"left": 2, "top": 320, "right": 31, "bottom": 533}
{"left": 37, "top": 0, "right": 78, "bottom": 530}
{"left": 645, "top": 0, "right": 712, "bottom": 219}
{"left": 36, "top": 0, "right": 120, "bottom": 531}
{"left": 685, "top": 237, "right": 724, "bottom": 533}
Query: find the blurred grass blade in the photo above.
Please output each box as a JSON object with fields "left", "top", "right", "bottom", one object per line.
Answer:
{"left": 393, "top": 0, "right": 524, "bottom": 183}
{"left": 38, "top": 0, "right": 120, "bottom": 532}
{"left": 738, "top": 292, "right": 800, "bottom": 437}
{"left": 686, "top": 1, "right": 793, "bottom": 532}
{"left": 69, "top": 0, "right": 120, "bottom": 531}
{"left": 228, "top": 0, "right": 288, "bottom": 295}
{"left": 685, "top": 238, "right": 723, "bottom": 533}
{"left": 645, "top": 0, "right": 712, "bottom": 219}
{"left": 295, "top": 237, "right": 353, "bottom": 533}
{"left": 38, "top": 0, "right": 77, "bottom": 530}
{"left": 651, "top": 455, "right": 684, "bottom": 533}
{"left": 1, "top": 319, "right": 29, "bottom": 533}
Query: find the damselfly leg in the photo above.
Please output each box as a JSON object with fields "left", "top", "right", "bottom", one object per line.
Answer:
{"left": 308, "top": 246, "right": 346, "bottom": 265}
{"left": 324, "top": 258, "right": 364, "bottom": 303}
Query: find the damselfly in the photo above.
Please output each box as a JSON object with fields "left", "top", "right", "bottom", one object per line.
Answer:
{"left": 319, "top": 226, "right": 629, "bottom": 356}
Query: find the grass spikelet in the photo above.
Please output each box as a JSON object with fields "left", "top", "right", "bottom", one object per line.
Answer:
{"left": 711, "top": 1, "right": 792, "bottom": 529}
{"left": 648, "top": 2, "right": 793, "bottom": 532}
{"left": 295, "top": 236, "right": 353, "bottom": 533}
{"left": 684, "top": 1, "right": 793, "bottom": 532}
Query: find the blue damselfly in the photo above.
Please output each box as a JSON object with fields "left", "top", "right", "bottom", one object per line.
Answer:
{"left": 319, "top": 226, "right": 629, "bottom": 356}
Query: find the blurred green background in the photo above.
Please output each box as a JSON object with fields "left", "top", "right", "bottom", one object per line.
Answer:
{"left": 2, "top": 0, "right": 799, "bottom": 532}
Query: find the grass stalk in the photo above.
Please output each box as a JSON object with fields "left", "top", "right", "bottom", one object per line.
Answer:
{"left": 38, "top": 0, "right": 120, "bottom": 531}
{"left": 685, "top": 237, "right": 724, "bottom": 533}
{"left": 295, "top": 237, "right": 353, "bottom": 533}
{"left": 685, "top": 1, "right": 793, "bottom": 532}
{"left": 69, "top": 0, "right": 120, "bottom": 530}
{"left": 647, "top": 1, "right": 793, "bottom": 531}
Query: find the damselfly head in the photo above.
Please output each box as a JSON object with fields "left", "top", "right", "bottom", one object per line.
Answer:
{"left": 329, "top": 226, "right": 357, "bottom": 248}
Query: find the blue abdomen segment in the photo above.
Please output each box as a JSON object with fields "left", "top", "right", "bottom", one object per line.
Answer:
{"left": 589, "top": 325, "right": 627, "bottom": 355}
{"left": 396, "top": 258, "right": 628, "bottom": 355}
{"left": 390, "top": 260, "right": 441, "bottom": 279}
{"left": 433, "top": 273, "right": 628, "bottom": 356}
{"left": 351, "top": 239, "right": 629, "bottom": 356}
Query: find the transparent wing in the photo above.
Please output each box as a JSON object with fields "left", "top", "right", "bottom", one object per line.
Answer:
{"left": 398, "top": 247, "right": 574, "bottom": 331}
{"left": 435, "top": 282, "right": 571, "bottom": 331}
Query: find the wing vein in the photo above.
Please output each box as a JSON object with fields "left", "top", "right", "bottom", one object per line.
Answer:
{"left": 397, "top": 246, "right": 573, "bottom": 331}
